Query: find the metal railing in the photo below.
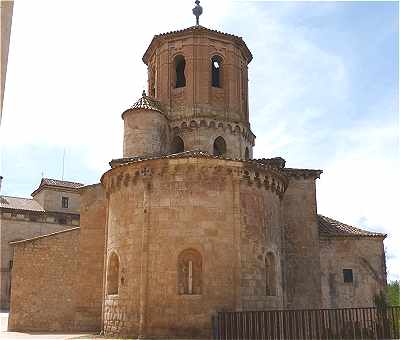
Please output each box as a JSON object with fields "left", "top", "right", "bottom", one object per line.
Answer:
{"left": 212, "top": 306, "right": 400, "bottom": 339}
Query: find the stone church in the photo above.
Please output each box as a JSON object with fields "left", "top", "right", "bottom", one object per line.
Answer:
{"left": 7, "top": 3, "right": 386, "bottom": 338}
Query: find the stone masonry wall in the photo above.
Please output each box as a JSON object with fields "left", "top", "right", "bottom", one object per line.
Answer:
{"left": 8, "top": 228, "right": 79, "bottom": 331}
{"left": 282, "top": 176, "right": 322, "bottom": 309}
{"left": 101, "top": 157, "right": 287, "bottom": 338}
{"left": 123, "top": 109, "right": 170, "bottom": 158}
{"left": 239, "top": 179, "right": 283, "bottom": 310}
{"left": 103, "top": 158, "right": 238, "bottom": 338}
{"left": 74, "top": 184, "right": 106, "bottom": 331}
{"left": 173, "top": 119, "right": 254, "bottom": 160}
{"left": 320, "top": 237, "right": 386, "bottom": 308}
{"left": 0, "top": 213, "right": 77, "bottom": 309}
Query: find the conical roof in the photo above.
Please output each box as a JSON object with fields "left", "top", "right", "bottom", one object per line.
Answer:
{"left": 122, "top": 91, "right": 164, "bottom": 117}
{"left": 130, "top": 90, "right": 162, "bottom": 112}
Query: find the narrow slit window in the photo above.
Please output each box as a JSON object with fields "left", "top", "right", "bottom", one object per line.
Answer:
{"left": 211, "top": 56, "right": 222, "bottom": 88}
{"left": 178, "top": 248, "right": 202, "bottom": 295}
{"left": 266, "top": 252, "right": 277, "bottom": 296}
{"left": 175, "top": 55, "right": 186, "bottom": 88}
{"left": 245, "top": 147, "right": 250, "bottom": 160}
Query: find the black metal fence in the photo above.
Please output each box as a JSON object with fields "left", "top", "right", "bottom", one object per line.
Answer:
{"left": 212, "top": 306, "right": 400, "bottom": 339}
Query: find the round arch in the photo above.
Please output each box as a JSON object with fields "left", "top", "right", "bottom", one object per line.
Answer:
{"left": 213, "top": 136, "right": 226, "bottom": 156}
{"left": 171, "top": 136, "right": 184, "bottom": 154}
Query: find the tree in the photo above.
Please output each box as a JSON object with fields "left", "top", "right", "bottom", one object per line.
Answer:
{"left": 387, "top": 280, "right": 400, "bottom": 306}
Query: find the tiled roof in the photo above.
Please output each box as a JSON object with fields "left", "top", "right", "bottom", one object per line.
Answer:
{"left": 143, "top": 25, "right": 252, "bottom": 64}
{"left": 109, "top": 151, "right": 287, "bottom": 173}
{"left": 110, "top": 150, "right": 214, "bottom": 167}
{"left": 318, "top": 215, "right": 386, "bottom": 238}
{"left": 40, "top": 178, "right": 84, "bottom": 189}
{"left": 130, "top": 95, "right": 162, "bottom": 112}
{"left": 284, "top": 168, "right": 323, "bottom": 179}
{"left": 122, "top": 91, "right": 164, "bottom": 116}
{"left": 31, "top": 178, "right": 84, "bottom": 196}
{"left": 0, "top": 196, "right": 44, "bottom": 212}
{"left": 255, "top": 157, "right": 286, "bottom": 169}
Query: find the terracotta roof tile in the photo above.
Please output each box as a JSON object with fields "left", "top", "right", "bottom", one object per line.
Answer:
{"left": 318, "top": 215, "right": 386, "bottom": 238}
{"left": 284, "top": 168, "right": 323, "bottom": 179}
{"left": 122, "top": 91, "right": 164, "bottom": 117}
{"left": 31, "top": 178, "right": 84, "bottom": 197}
{"left": 0, "top": 196, "right": 44, "bottom": 212}
{"left": 130, "top": 95, "right": 162, "bottom": 113}
{"left": 109, "top": 151, "right": 287, "bottom": 174}
{"left": 40, "top": 178, "right": 84, "bottom": 189}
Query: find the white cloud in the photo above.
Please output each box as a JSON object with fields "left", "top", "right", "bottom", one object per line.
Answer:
{"left": 1, "top": 0, "right": 234, "bottom": 171}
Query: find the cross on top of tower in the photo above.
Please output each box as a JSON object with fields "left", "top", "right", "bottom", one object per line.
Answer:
{"left": 192, "top": 0, "right": 203, "bottom": 26}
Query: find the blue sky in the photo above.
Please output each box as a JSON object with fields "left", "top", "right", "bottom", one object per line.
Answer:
{"left": 1, "top": 1, "right": 398, "bottom": 280}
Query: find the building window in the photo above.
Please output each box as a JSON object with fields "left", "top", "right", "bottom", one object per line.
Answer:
{"left": 178, "top": 248, "right": 202, "bottom": 295}
{"left": 107, "top": 252, "right": 120, "bottom": 295}
{"left": 245, "top": 147, "right": 250, "bottom": 160}
{"left": 171, "top": 136, "right": 184, "bottom": 154}
{"left": 174, "top": 55, "right": 186, "bottom": 88}
{"left": 266, "top": 252, "right": 277, "bottom": 296}
{"left": 62, "top": 196, "right": 69, "bottom": 208}
{"left": 213, "top": 136, "right": 226, "bottom": 156}
{"left": 343, "top": 269, "right": 353, "bottom": 283}
{"left": 211, "top": 55, "right": 222, "bottom": 88}
{"left": 149, "top": 66, "right": 156, "bottom": 97}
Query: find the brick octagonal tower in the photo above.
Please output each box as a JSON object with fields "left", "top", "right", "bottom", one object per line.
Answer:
{"left": 130, "top": 24, "right": 256, "bottom": 160}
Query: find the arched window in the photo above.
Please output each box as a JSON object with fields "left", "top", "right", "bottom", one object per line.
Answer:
{"left": 177, "top": 248, "right": 202, "bottom": 295}
{"left": 213, "top": 136, "right": 226, "bottom": 156}
{"left": 174, "top": 55, "right": 186, "bottom": 88}
{"left": 211, "top": 55, "right": 222, "bottom": 88}
{"left": 265, "top": 252, "right": 276, "bottom": 296}
{"left": 245, "top": 147, "right": 250, "bottom": 160}
{"left": 171, "top": 136, "right": 184, "bottom": 154}
{"left": 107, "top": 252, "right": 120, "bottom": 295}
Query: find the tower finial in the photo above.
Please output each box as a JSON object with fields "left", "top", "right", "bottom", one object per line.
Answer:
{"left": 192, "top": 0, "right": 203, "bottom": 26}
{"left": 142, "top": 90, "right": 146, "bottom": 97}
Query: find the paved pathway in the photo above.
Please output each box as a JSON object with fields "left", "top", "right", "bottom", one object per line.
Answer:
{"left": 0, "top": 313, "right": 208, "bottom": 339}
{"left": 0, "top": 313, "right": 95, "bottom": 340}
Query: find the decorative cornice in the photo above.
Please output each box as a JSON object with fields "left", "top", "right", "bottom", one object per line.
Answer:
{"left": 143, "top": 25, "right": 252, "bottom": 65}
{"left": 102, "top": 152, "right": 288, "bottom": 199}
{"left": 171, "top": 118, "right": 255, "bottom": 146}
{"left": 284, "top": 168, "right": 323, "bottom": 180}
